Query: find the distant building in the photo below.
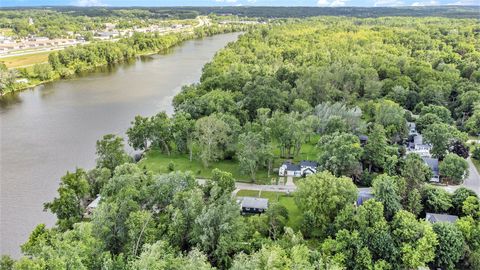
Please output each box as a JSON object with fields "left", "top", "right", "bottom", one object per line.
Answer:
{"left": 239, "top": 197, "right": 268, "bottom": 214}
{"left": 279, "top": 160, "right": 318, "bottom": 177}
{"left": 422, "top": 157, "right": 440, "bottom": 182}
{"left": 425, "top": 213, "right": 458, "bottom": 224}
{"left": 15, "top": 78, "right": 29, "bottom": 84}
{"left": 95, "top": 31, "right": 120, "bottom": 40}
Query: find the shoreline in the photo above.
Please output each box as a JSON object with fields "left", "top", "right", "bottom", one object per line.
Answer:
{"left": 0, "top": 28, "right": 246, "bottom": 97}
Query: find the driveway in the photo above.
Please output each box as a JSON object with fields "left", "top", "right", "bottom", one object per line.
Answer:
{"left": 452, "top": 158, "right": 480, "bottom": 195}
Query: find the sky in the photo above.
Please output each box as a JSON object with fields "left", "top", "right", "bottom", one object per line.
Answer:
{"left": 1, "top": 0, "right": 479, "bottom": 7}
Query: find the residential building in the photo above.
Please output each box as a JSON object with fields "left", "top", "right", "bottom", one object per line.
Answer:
{"left": 422, "top": 157, "right": 440, "bottom": 182}
{"left": 279, "top": 160, "right": 318, "bottom": 177}
{"left": 239, "top": 197, "right": 268, "bottom": 214}
{"left": 425, "top": 213, "right": 458, "bottom": 224}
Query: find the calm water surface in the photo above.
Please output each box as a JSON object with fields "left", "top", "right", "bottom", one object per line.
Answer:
{"left": 0, "top": 33, "right": 239, "bottom": 257}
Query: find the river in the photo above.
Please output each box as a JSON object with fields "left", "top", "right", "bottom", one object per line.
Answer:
{"left": 0, "top": 32, "right": 240, "bottom": 257}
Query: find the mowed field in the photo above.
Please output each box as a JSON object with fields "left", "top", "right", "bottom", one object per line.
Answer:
{"left": 1, "top": 51, "right": 50, "bottom": 68}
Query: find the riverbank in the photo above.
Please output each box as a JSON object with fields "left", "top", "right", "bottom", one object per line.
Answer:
{"left": 0, "top": 24, "right": 249, "bottom": 96}
{"left": 0, "top": 32, "right": 242, "bottom": 258}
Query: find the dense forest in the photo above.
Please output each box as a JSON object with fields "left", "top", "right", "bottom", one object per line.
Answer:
{"left": 2, "top": 16, "right": 480, "bottom": 270}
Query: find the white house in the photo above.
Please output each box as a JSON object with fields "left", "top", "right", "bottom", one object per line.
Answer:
{"left": 407, "top": 134, "right": 432, "bottom": 157}
{"left": 279, "top": 160, "right": 317, "bottom": 177}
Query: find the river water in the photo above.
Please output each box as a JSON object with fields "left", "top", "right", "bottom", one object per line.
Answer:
{"left": 0, "top": 32, "right": 239, "bottom": 257}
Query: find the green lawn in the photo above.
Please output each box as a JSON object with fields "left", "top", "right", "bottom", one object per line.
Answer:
{"left": 236, "top": 190, "right": 302, "bottom": 230}
{"left": 272, "top": 135, "right": 319, "bottom": 163}
{"left": 1, "top": 51, "right": 51, "bottom": 68}
{"left": 139, "top": 137, "right": 320, "bottom": 184}
{"left": 139, "top": 150, "right": 274, "bottom": 183}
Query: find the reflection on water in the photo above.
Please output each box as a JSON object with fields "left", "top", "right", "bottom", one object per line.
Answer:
{"left": 0, "top": 32, "right": 240, "bottom": 258}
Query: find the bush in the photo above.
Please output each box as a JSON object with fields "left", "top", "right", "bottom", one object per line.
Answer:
{"left": 167, "top": 161, "right": 175, "bottom": 172}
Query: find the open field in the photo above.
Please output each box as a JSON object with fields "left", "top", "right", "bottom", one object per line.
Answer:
{"left": 1, "top": 51, "right": 50, "bottom": 68}
{"left": 236, "top": 190, "right": 301, "bottom": 229}
{"left": 139, "top": 150, "right": 274, "bottom": 183}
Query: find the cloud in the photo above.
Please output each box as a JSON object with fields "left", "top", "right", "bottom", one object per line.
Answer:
{"left": 215, "top": 0, "right": 239, "bottom": 2}
{"left": 447, "top": 0, "right": 479, "bottom": 4}
{"left": 317, "top": 0, "right": 348, "bottom": 6}
{"left": 75, "top": 0, "right": 106, "bottom": 6}
{"left": 374, "top": 0, "right": 405, "bottom": 6}
{"left": 411, "top": 0, "right": 438, "bottom": 5}
{"left": 330, "top": 0, "right": 347, "bottom": 6}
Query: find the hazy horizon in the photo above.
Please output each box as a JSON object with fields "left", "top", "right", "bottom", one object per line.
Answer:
{"left": 2, "top": 0, "right": 479, "bottom": 8}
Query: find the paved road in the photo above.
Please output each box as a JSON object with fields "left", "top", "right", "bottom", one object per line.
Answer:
{"left": 201, "top": 157, "right": 480, "bottom": 196}
{"left": 198, "top": 178, "right": 373, "bottom": 194}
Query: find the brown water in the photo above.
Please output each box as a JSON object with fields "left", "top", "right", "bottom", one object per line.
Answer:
{"left": 0, "top": 32, "right": 239, "bottom": 257}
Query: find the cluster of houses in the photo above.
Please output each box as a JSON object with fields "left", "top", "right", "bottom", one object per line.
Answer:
{"left": 0, "top": 35, "right": 84, "bottom": 55}
{"left": 406, "top": 122, "right": 440, "bottom": 183}
{"left": 0, "top": 21, "right": 191, "bottom": 55}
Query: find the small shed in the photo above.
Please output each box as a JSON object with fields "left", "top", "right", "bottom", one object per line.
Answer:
{"left": 239, "top": 197, "right": 269, "bottom": 214}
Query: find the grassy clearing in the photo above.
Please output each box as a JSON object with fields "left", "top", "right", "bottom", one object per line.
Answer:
{"left": 139, "top": 150, "right": 275, "bottom": 183}
{"left": 236, "top": 190, "right": 301, "bottom": 229}
{"left": 1, "top": 51, "right": 51, "bottom": 68}
{"left": 139, "top": 136, "right": 320, "bottom": 184}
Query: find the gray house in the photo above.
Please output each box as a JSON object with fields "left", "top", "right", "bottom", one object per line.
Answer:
{"left": 239, "top": 197, "right": 269, "bottom": 214}
{"left": 422, "top": 157, "right": 440, "bottom": 182}
{"left": 425, "top": 213, "right": 458, "bottom": 224}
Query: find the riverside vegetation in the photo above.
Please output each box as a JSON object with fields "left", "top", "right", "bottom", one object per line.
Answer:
{"left": 2, "top": 13, "right": 480, "bottom": 270}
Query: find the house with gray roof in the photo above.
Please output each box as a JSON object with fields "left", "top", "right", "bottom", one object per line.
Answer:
{"left": 422, "top": 157, "right": 440, "bottom": 182}
{"left": 239, "top": 197, "right": 269, "bottom": 214}
{"left": 425, "top": 213, "right": 458, "bottom": 224}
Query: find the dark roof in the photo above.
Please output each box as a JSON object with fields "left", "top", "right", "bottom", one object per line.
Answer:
{"left": 422, "top": 157, "right": 439, "bottom": 175}
{"left": 240, "top": 197, "right": 269, "bottom": 209}
{"left": 357, "top": 191, "right": 374, "bottom": 206}
{"left": 358, "top": 135, "right": 368, "bottom": 141}
{"left": 425, "top": 213, "right": 458, "bottom": 223}
{"left": 282, "top": 161, "right": 301, "bottom": 171}
{"left": 299, "top": 160, "right": 318, "bottom": 168}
